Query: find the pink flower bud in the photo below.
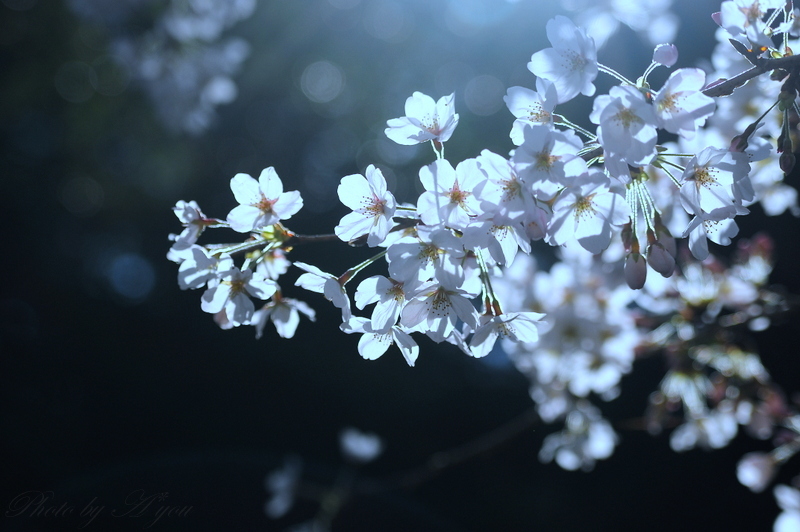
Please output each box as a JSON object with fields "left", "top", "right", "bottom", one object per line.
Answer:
{"left": 625, "top": 253, "right": 647, "bottom": 289}
{"left": 646, "top": 242, "right": 676, "bottom": 277}
{"left": 780, "top": 151, "right": 795, "bottom": 174}
{"left": 653, "top": 44, "right": 678, "bottom": 67}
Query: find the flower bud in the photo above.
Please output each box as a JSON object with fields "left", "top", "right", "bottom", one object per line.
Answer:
{"left": 646, "top": 241, "right": 676, "bottom": 277}
{"left": 736, "top": 452, "right": 776, "bottom": 493}
{"left": 652, "top": 44, "right": 678, "bottom": 67}
{"left": 780, "top": 150, "right": 795, "bottom": 174}
{"left": 625, "top": 252, "right": 647, "bottom": 289}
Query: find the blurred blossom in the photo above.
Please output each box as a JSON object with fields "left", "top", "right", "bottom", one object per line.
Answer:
{"left": 774, "top": 485, "right": 800, "bottom": 532}
{"left": 161, "top": 0, "right": 256, "bottom": 42}
{"left": 560, "top": 0, "right": 678, "bottom": 48}
{"left": 107, "top": 252, "right": 156, "bottom": 303}
{"left": 264, "top": 456, "right": 302, "bottom": 519}
{"left": 113, "top": 37, "right": 250, "bottom": 134}
{"left": 300, "top": 61, "right": 345, "bottom": 103}
{"left": 737, "top": 452, "right": 776, "bottom": 493}
{"left": 67, "top": 0, "right": 255, "bottom": 134}
{"left": 538, "top": 401, "right": 618, "bottom": 471}
{"left": 339, "top": 427, "right": 384, "bottom": 463}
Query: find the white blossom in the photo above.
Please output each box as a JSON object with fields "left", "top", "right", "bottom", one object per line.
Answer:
{"left": 385, "top": 92, "right": 459, "bottom": 145}
{"left": 335, "top": 165, "right": 397, "bottom": 246}
{"left": 528, "top": 16, "right": 598, "bottom": 104}
{"left": 226, "top": 167, "right": 303, "bottom": 233}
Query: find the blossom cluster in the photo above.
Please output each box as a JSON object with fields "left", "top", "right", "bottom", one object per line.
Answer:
{"left": 167, "top": 1, "right": 800, "bottom": 527}
{"left": 68, "top": 0, "right": 255, "bottom": 134}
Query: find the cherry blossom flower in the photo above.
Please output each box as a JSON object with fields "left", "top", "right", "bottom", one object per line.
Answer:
{"left": 469, "top": 311, "right": 544, "bottom": 358}
{"left": 256, "top": 248, "right": 291, "bottom": 280}
{"left": 475, "top": 149, "right": 538, "bottom": 221}
{"left": 384, "top": 92, "right": 459, "bottom": 145}
{"left": 177, "top": 246, "right": 232, "bottom": 290}
{"left": 340, "top": 317, "right": 419, "bottom": 366}
{"left": 200, "top": 267, "right": 278, "bottom": 326}
{"left": 590, "top": 84, "right": 658, "bottom": 168}
{"left": 169, "top": 200, "right": 211, "bottom": 250}
{"left": 335, "top": 165, "right": 397, "bottom": 247}
{"left": 719, "top": 0, "right": 784, "bottom": 48}
{"left": 354, "top": 275, "right": 407, "bottom": 332}
{"left": 386, "top": 226, "right": 464, "bottom": 285}
{"left": 294, "top": 262, "right": 351, "bottom": 321}
{"left": 512, "top": 125, "right": 587, "bottom": 200}
{"left": 527, "top": 16, "right": 598, "bottom": 104}
{"left": 503, "top": 78, "right": 558, "bottom": 145}
{"left": 683, "top": 205, "right": 740, "bottom": 260}
{"left": 653, "top": 68, "right": 715, "bottom": 139}
{"left": 417, "top": 158, "right": 485, "bottom": 230}
{"left": 547, "top": 172, "right": 630, "bottom": 254}
{"left": 226, "top": 167, "right": 303, "bottom": 233}
{"left": 401, "top": 279, "right": 478, "bottom": 343}
{"left": 679, "top": 147, "right": 750, "bottom": 215}
{"left": 461, "top": 220, "right": 531, "bottom": 267}
{"left": 251, "top": 296, "right": 316, "bottom": 339}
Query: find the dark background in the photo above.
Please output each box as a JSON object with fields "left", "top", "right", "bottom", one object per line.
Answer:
{"left": 2, "top": 0, "right": 800, "bottom": 530}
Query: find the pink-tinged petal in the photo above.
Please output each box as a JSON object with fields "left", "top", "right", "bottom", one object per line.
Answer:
{"left": 687, "top": 219, "right": 709, "bottom": 260}
{"left": 201, "top": 284, "right": 230, "bottom": 314}
{"left": 272, "top": 305, "right": 300, "bottom": 338}
{"left": 354, "top": 276, "right": 382, "bottom": 309}
{"left": 226, "top": 292, "right": 254, "bottom": 326}
{"left": 365, "top": 165, "right": 387, "bottom": 197}
{"left": 324, "top": 279, "right": 348, "bottom": 309}
{"left": 401, "top": 299, "right": 429, "bottom": 328}
{"left": 358, "top": 332, "right": 391, "bottom": 360}
{"left": 230, "top": 173, "right": 261, "bottom": 205}
{"left": 392, "top": 328, "right": 418, "bottom": 366}
{"left": 273, "top": 190, "right": 303, "bottom": 220}
{"left": 246, "top": 277, "right": 278, "bottom": 300}
{"left": 506, "top": 312, "right": 543, "bottom": 343}
{"left": 384, "top": 118, "right": 433, "bottom": 145}
{"left": 258, "top": 167, "right": 284, "bottom": 198}
{"left": 577, "top": 224, "right": 611, "bottom": 254}
{"left": 448, "top": 294, "right": 477, "bottom": 329}
{"left": 295, "top": 273, "right": 326, "bottom": 293}
{"left": 419, "top": 159, "right": 456, "bottom": 192}
{"left": 227, "top": 204, "right": 263, "bottom": 233}
{"left": 372, "top": 298, "right": 401, "bottom": 332}
{"left": 405, "top": 91, "right": 436, "bottom": 118}
{"left": 335, "top": 211, "right": 373, "bottom": 243}
{"left": 338, "top": 173, "right": 373, "bottom": 210}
